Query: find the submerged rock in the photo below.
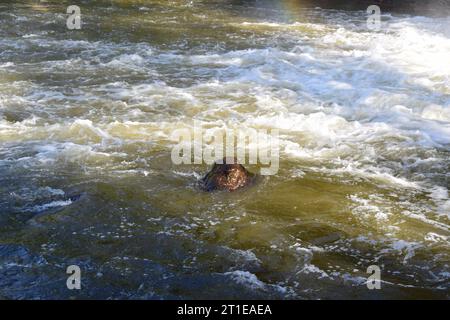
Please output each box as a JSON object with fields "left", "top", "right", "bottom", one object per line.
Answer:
{"left": 201, "top": 158, "right": 255, "bottom": 192}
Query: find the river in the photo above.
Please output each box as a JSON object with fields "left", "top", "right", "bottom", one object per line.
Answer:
{"left": 0, "top": 0, "right": 449, "bottom": 299}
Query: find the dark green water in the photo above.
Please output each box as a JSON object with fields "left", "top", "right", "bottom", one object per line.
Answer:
{"left": 0, "top": 1, "right": 449, "bottom": 299}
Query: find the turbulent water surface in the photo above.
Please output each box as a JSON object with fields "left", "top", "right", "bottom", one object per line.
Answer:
{"left": 0, "top": 0, "right": 449, "bottom": 299}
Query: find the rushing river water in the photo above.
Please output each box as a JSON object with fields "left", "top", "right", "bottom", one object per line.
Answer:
{"left": 0, "top": 0, "right": 449, "bottom": 299}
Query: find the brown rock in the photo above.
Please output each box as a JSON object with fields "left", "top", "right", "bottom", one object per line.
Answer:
{"left": 201, "top": 158, "right": 255, "bottom": 192}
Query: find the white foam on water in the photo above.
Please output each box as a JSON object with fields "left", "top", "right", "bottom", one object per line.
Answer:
{"left": 349, "top": 194, "right": 391, "bottom": 222}
{"left": 386, "top": 240, "right": 421, "bottom": 264}
{"left": 0, "top": 62, "right": 15, "bottom": 68}
{"left": 429, "top": 186, "right": 450, "bottom": 218}
{"left": 221, "top": 247, "right": 262, "bottom": 268}
{"left": 223, "top": 270, "right": 265, "bottom": 289}
{"left": 401, "top": 210, "right": 450, "bottom": 232}
{"left": 299, "top": 264, "right": 330, "bottom": 279}
{"left": 223, "top": 270, "right": 287, "bottom": 294}
{"left": 424, "top": 232, "right": 449, "bottom": 243}
{"left": 173, "top": 171, "right": 203, "bottom": 180}
{"left": 104, "top": 53, "right": 148, "bottom": 70}
{"left": 41, "top": 187, "right": 65, "bottom": 197}
{"left": 421, "top": 104, "right": 450, "bottom": 122}
{"left": 33, "top": 142, "right": 112, "bottom": 165}
{"left": 27, "top": 200, "right": 73, "bottom": 213}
